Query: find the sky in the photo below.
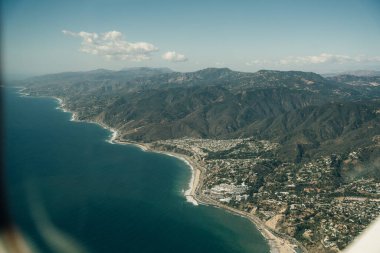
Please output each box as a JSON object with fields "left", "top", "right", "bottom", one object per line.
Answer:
{"left": 2, "top": 0, "right": 380, "bottom": 78}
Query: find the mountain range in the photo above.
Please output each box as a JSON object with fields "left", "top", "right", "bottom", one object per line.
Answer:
{"left": 17, "top": 67, "right": 380, "bottom": 179}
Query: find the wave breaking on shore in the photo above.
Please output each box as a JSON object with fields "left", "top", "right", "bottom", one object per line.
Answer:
{"left": 166, "top": 154, "right": 199, "bottom": 206}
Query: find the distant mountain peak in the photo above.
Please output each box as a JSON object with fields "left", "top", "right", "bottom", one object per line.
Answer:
{"left": 194, "top": 67, "right": 233, "bottom": 73}
{"left": 87, "top": 68, "right": 113, "bottom": 73}
{"left": 120, "top": 67, "right": 173, "bottom": 73}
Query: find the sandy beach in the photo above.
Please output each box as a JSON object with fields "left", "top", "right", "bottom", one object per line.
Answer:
{"left": 17, "top": 89, "right": 303, "bottom": 253}
{"left": 160, "top": 152, "right": 200, "bottom": 206}
{"left": 195, "top": 193, "right": 300, "bottom": 253}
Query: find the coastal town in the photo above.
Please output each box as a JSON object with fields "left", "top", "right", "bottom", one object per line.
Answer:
{"left": 150, "top": 138, "right": 380, "bottom": 253}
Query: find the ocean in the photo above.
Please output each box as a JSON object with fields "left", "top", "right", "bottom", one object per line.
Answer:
{"left": 4, "top": 87, "right": 269, "bottom": 253}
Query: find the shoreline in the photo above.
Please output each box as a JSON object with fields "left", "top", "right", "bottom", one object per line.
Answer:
{"left": 18, "top": 89, "right": 302, "bottom": 253}
{"left": 110, "top": 140, "right": 301, "bottom": 253}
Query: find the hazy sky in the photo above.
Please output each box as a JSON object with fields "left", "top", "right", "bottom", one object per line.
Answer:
{"left": 2, "top": 0, "right": 380, "bottom": 77}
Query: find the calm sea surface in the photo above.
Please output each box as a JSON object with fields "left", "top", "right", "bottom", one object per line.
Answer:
{"left": 4, "top": 87, "right": 269, "bottom": 253}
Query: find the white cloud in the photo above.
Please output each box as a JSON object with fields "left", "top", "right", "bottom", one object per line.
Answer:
{"left": 279, "top": 53, "right": 380, "bottom": 65}
{"left": 62, "top": 30, "right": 158, "bottom": 61}
{"left": 246, "top": 53, "right": 380, "bottom": 67}
{"left": 245, "top": 59, "right": 271, "bottom": 66}
{"left": 162, "top": 51, "right": 188, "bottom": 62}
{"left": 279, "top": 53, "right": 356, "bottom": 65}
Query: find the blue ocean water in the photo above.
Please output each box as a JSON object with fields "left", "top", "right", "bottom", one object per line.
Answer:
{"left": 4, "top": 87, "right": 269, "bottom": 253}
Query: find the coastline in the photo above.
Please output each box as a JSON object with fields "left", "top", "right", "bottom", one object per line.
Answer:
{"left": 109, "top": 140, "right": 301, "bottom": 253}
{"left": 18, "top": 89, "right": 302, "bottom": 253}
